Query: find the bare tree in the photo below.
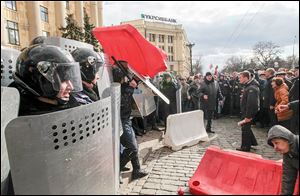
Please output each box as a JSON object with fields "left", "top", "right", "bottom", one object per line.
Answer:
{"left": 221, "top": 56, "right": 253, "bottom": 73}
{"left": 253, "top": 41, "right": 282, "bottom": 68}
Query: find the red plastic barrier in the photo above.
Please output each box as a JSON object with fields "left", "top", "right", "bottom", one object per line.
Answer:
{"left": 189, "top": 146, "right": 299, "bottom": 195}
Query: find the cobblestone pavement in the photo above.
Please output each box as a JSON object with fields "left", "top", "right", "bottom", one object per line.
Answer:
{"left": 120, "top": 117, "right": 282, "bottom": 195}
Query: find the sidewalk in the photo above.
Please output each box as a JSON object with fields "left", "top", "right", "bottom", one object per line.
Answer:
{"left": 120, "top": 117, "right": 281, "bottom": 195}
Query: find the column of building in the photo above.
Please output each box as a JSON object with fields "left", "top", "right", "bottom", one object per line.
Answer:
{"left": 55, "top": 1, "right": 66, "bottom": 36}
{"left": 90, "top": 1, "right": 98, "bottom": 27}
{"left": 1, "top": 1, "right": 6, "bottom": 45}
{"left": 75, "top": 1, "right": 84, "bottom": 27}
{"left": 26, "top": 1, "right": 42, "bottom": 42}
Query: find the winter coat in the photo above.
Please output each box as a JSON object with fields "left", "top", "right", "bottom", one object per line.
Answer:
{"left": 289, "top": 77, "right": 299, "bottom": 102}
{"left": 262, "top": 76, "right": 276, "bottom": 108}
{"left": 188, "top": 81, "right": 201, "bottom": 99}
{"left": 120, "top": 83, "right": 135, "bottom": 120}
{"left": 181, "top": 83, "right": 190, "bottom": 100}
{"left": 160, "top": 80, "right": 178, "bottom": 103}
{"left": 229, "top": 78, "right": 242, "bottom": 95}
{"left": 240, "top": 78, "right": 260, "bottom": 119}
{"left": 199, "top": 78, "right": 223, "bottom": 111}
{"left": 267, "top": 125, "right": 299, "bottom": 195}
{"left": 218, "top": 79, "right": 231, "bottom": 96}
{"left": 289, "top": 100, "right": 299, "bottom": 134}
{"left": 274, "top": 84, "right": 293, "bottom": 122}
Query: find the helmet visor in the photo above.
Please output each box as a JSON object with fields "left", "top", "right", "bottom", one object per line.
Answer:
{"left": 38, "top": 62, "right": 83, "bottom": 92}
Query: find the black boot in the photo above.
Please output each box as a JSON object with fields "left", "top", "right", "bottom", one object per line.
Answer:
{"left": 132, "top": 170, "right": 148, "bottom": 180}
{"left": 121, "top": 166, "right": 131, "bottom": 172}
{"left": 120, "top": 150, "right": 132, "bottom": 172}
{"left": 236, "top": 147, "right": 250, "bottom": 152}
{"left": 152, "top": 126, "right": 161, "bottom": 131}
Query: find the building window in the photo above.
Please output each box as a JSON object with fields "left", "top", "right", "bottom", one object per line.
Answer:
{"left": 170, "top": 64, "right": 174, "bottom": 71}
{"left": 7, "top": 20, "right": 19, "bottom": 45}
{"left": 42, "top": 31, "right": 50, "bottom": 37}
{"left": 168, "top": 55, "right": 174, "bottom": 62}
{"left": 40, "top": 6, "right": 49, "bottom": 22}
{"left": 168, "top": 35, "right": 174, "bottom": 43}
{"left": 159, "top": 34, "right": 165, "bottom": 43}
{"left": 149, "top": 33, "right": 155, "bottom": 42}
{"left": 5, "top": 1, "right": 17, "bottom": 10}
{"left": 168, "top": 46, "right": 174, "bottom": 54}
{"left": 65, "top": 1, "right": 70, "bottom": 10}
{"left": 159, "top": 45, "right": 165, "bottom": 51}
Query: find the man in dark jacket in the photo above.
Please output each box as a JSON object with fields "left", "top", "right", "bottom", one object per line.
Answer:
{"left": 236, "top": 71, "right": 259, "bottom": 151}
{"left": 112, "top": 61, "right": 148, "bottom": 180}
{"left": 278, "top": 100, "right": 299, "bottom": 135}
{"left": 262, "top": 68, "right": 277, "bottom": 126}
{"left": 229, "top": 72, "right": 242, "bottom": 117}
{"left": 199, "top": 72, "right": 223, "bottom": 133}
{"left": 187, "top": 75, "right": 201, "bottom": 111}
{"left": 289, "top": 66, "right": 299, "bottom": 102}
{"left": 160, "top": 72, "right": 179, "bottom": 125}
{"left": 218, "top": 74, "right": 231, "bottom": 115}
{"left": 267, "top": 125, "right": 299, "bottom": 195}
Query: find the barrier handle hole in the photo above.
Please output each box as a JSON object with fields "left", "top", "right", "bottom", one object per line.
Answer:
{"left": 192, "top": 181, "right": 200, "bottom": 186}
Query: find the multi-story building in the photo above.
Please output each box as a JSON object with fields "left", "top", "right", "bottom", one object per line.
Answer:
{"left": 1, "top": 1, "right": 103, "bottom": 50}
{"left": 121, "top": 16, "right": 192, "bottom": 77}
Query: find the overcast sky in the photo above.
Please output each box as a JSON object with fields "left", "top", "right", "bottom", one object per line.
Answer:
{"left": 103, "top": 1, "right": 299, "bottom": 72}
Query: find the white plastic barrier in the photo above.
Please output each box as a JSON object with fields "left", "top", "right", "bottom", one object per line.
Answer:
{"left": 163, "top": 110, "right": 209, "bottom": 151}
{"left": 132, "top": 83, "right": 156, "bottom": 117}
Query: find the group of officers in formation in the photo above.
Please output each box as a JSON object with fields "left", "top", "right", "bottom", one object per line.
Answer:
{"left": 4, "top": 36, "right": 150, "bottom": 194}
{"left": 2, "top": 35, "right": 299, "bottom": 195}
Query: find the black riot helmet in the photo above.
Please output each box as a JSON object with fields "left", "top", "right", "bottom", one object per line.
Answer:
{"left": 29, "top": 36, "right": 47, "bottom": 46}
{"left": 71, "top": 48, "right": 104, "bottom": 83}
{"left": 13, "top": 44, "right": 83, "bottom": 99}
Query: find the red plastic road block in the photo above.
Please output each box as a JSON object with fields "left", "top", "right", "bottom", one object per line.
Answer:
{"left": 189, "top": 146, "right": 298, "bottom": 195}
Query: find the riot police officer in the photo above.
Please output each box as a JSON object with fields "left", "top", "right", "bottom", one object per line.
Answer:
{"left": 71, "top": 47, "right": 104, "bottom": 104}
{"left": 7, "top": 44, "right": 83, "bottom": 194}
{"left": 9, "top": 44, "right": 82, "bottom": 116}
{"left": 112, "top": 61, "right": 148, "bottom": 180}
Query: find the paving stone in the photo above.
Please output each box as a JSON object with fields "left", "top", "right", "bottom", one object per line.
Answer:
{"left": 140, "top": 189, "right": 157, "bottom": 195}
{"left": 161, "top": 184, "right": 180, "bottom": 192}
{"left": 143, "top": 182, "right": 161, "bottom": 190}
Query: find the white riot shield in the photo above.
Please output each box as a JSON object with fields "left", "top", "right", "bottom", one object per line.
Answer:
{"left": 1, "top": 87, "right": 20, "bottom": 195}
{"left": 128, "top": 65, "right": 170, "bottom": 105}
{"left": 44, "top": 37, "right": 93, "bottom": 53}
{"left": 1, "top": 46, "right": 20, "bottom": 86}
{"left": 5, "top": 97, "right": 116, "bottom": 195}
{"left": 132, "top": 83, "right": 156, "bottom": 117}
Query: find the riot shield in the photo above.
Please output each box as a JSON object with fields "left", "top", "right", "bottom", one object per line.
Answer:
{"left": 5, "top": 97, "right": 116, "bottom": 195}
{"left": 1, "top": 87, "right": 20, "bottom": 194}
{"left": 1, "top": 46, "right": 20, "bottom": 86}
{"left": 44, "top": 36, "right": 93, "bottom": 53}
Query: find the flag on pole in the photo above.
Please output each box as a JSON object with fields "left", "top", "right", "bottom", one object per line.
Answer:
{"left": 214, "top": 65, "right": 218, "bottom": 76}
{"left": 93, "top": 24, "right": 167, "bottom": 78}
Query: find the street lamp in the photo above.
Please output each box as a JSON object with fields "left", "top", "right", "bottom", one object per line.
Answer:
{"left": 186, "top": 42, "right": 195, "bottom": 75}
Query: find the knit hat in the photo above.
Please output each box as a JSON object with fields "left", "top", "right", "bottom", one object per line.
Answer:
{"left": 205, "top": 72, "right": 212, "bottom": 76}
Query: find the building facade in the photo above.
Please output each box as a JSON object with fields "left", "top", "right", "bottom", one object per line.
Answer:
{"left": 121, "top": 18, "right": 192, "bottom": 77}
{"left": 1, "top": 1, "right": 103, "bottom": 50}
